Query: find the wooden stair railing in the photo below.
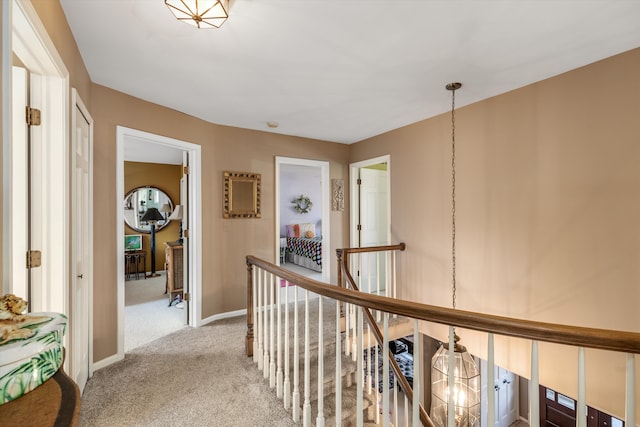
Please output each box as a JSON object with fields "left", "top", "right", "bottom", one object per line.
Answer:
{"left": 246, "top": 248, "right": 640, "bottom": 427}
{"left": 336, "top": 243, "right": 433, "bottom": 426}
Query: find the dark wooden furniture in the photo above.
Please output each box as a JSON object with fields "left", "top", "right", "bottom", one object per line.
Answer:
{"left": 165, "top": 242, "right": 184, "bottom": 306}
{"left": 124, "top": 251, "right": 146, "bottom": 280}
{"left": 0, "top": 366, "right": 80, "bottom": 426}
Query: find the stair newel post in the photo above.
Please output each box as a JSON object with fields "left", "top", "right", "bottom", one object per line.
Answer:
{"left": 257, "top": 268, "right": 263, "bottom": 370}
{"left": 283, "top": 280, "right": 291, "bottom": 410}
{"left": 263, "top": 270, "right": 270, "bottom": 379}
{"left": 357, "top": 305, "right": 364, "bottom": 426}
{"left": 292, "top": 285, "right": 301, "bottom": 422}
{"left": 316, "top": 296, "right": 325, "bottom": 427}
{"left": 382, "top": 313, "right": 390, "bottom": 427}
{"left": 303, "top": 289, "right": 311, "bottom": 427}
{"left": 335, "top": 299, "right": 342, "bottom": 427}
{"left": 412, "top": 319, "right": 421, "bottom": 427}
{"left": 246, "top": 260, "right": 255, "bottom": 359}
{"left": 276, "top": 274, "right": 283, "bottom": 397}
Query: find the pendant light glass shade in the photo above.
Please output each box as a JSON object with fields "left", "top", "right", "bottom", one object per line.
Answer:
{"left": 430, "top": 337, "right": 481, "bottom": 426}
{"left": 165, "top": 0, "right": 229, "bottom": 29}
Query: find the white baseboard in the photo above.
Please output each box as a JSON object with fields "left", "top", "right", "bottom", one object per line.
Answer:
{"left": 92, "top": 352, "right": 124, "bottom": 372}
{"left": 91, "top": 308, "right": 247, "bottom": 373}
{"left": 199, "top": 308, "right": 247, "bottom": 326}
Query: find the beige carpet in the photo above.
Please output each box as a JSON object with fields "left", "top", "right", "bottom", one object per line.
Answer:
{"left": 80, "top": 315, "right": 296, "bottom": 427}
{"left": 125, "top": 272, "right": 185, "bottom": 352}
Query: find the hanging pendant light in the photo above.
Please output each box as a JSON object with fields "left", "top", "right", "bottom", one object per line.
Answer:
{"left": 430, "top": 83, "right": 481, "bottom": 427}
{"left": 165, "top": 0, "right": 229, "bottom": 29}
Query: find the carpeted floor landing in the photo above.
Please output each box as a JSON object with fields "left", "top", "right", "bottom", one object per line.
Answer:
{"left": 79, "top": 315, "right": 296, "bottom": 427}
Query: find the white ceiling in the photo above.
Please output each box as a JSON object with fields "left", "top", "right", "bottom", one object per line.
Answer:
{"left": 60, "top": 0, "right": 640, "bottom": 145}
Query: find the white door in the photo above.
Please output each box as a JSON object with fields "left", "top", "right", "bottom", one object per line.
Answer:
{"left": 357, "top": 165, "right": 389, "bottom": 295}
{"left": 497, "top": 367, "right": 518, "bottom": 427}
{"left": 181, "top": 152, "right": 190, "bottom": 325}
{"left": 481, "top": 361, "right": 519, "bottom": 427}
{"left": 71, "top": 89, "right": 93, "bottom": 392}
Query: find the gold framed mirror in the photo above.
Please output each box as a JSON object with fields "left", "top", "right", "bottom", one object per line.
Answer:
{"left": 223, "top": 171, "right": 261, "bottom": 218}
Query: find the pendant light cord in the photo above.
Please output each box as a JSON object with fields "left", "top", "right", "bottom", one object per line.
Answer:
{"left": 448, "top": 83, "right": 461, "bottom": 311}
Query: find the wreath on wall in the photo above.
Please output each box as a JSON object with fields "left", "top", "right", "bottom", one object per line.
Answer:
{"left": 292, "top": 195, "right": 313, "bottom": 214}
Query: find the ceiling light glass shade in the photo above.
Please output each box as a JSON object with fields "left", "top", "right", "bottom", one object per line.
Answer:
{"left": 165, "top": 0, "right": 229, "bottom": 29}
{"left": 430, "top": 337, "right": 480, "bottom": 427}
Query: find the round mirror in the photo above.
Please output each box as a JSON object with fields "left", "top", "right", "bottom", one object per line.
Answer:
{"left": 123, "top": 186, "right": 174, "bottom": 233}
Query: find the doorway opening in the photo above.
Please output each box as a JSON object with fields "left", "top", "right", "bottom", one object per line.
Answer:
{"left": 116, "top": 127, "right": 202, "bottom": 357}
{"left": 275, "top": 157, "right": 330, "bottom": 283}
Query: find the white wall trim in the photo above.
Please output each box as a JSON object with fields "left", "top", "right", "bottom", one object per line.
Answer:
{"left": 349, "top": 154, "right": 391, "bottom": 248}
{"left": 275, "top": 156, "right": 331, "bottom": 283}
{"left": 115, "top": 126, "right": 203, "bottom": 363}
{"left": 200, "top": 309, "right": 247, "bottom": 327}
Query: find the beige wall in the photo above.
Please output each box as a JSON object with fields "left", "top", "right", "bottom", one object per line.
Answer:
{"left": 351, "top": 48, "right": 640, "bottom": 418}
{"left": 124, "top": 162, "right": 182, "bottom": 271}
{"left": 90, "top": 84, "right": 350, "bottom": 361}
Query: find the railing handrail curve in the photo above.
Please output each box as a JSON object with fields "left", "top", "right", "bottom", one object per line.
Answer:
{"left": 246, "top": 254, "right": 640, "bottom": 355}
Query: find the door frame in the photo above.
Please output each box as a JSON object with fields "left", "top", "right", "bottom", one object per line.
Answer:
{"left": 275, "top": 156, "right": 330, "bottom": 283}
{"left": 2, "top": 0, "right": 69, "bottom": 316}
{"left": 116, "top": 126, "right": 202, "bottom": 359}
{"left": 349, "top": 155, "right": 391, "bottom": 248}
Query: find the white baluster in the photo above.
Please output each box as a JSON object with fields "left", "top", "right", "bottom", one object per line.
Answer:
{"left": 270, "top": 274, "right": 276, "bottom": 388}
{"left": 626, "top": 354, "right": 636, "bottom": 427}
{"left": 529, "top": 341, "right": 540, "bottom": 427}
{"left": 393, "top": 378, "right": 398, "bottom": 427}
{"left": 253, "top": 265, "right": 258, "bottom": 363}
{"left": 412, "top": 319, "right": 420, "bottom": 427}
{"left": 487, "top": 333, "right": 495, "bottom": 427}
{"left": 382, "top": 313, "right": 389, "bottom": 427}
{"left": 303, "top": 290, "right": 311, "bottom": 427}
{"left": 335, "top": 299, "right": 342, "bottom": 426}
{"left": 447, "top": 326, "right": 455, "bottom": 427}
{"left": 276, "top": 275, "right": 283, "bottom": 397}
{"left": 367, "top": 322, "right": 372, "bottom": 394}
{"left": 357, "top": 306, "right": 364, "bottom": 427}
{"left": 375, "top": 337, "right": 380, "bottom": 425}
{"left": 292, "top": 286, "right": 300, "bottom": 422}
{"left": 284, "top": 280, "right": 291, "bottom": 410}
{"left": 263, "top": 270, "right": 269, "bottom": 378}
{"left": 316, "top": 296, "right": 325, "bottom": 427}
{"left": 577, "top": 347, "right": 586, "bottom": 427}
{"left": 257, "top": 270, "right": 264, "bottom": 370}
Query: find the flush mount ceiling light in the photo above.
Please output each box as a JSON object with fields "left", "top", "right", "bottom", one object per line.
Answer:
{"left": 165, "top": 0, "right": 229, "bottom": 29}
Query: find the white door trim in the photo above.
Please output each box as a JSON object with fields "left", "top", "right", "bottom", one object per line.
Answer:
{"left": 2, "top": 0, "right": 69, "bottom": 316}
{"left": 275, "top": 156, "right": 331, "bottom": 283}
{"left": 349, "top": 155, "right": 391, "bottom": 248}
{"left": 116, "top": 126, "right": 203, "bottom": 360}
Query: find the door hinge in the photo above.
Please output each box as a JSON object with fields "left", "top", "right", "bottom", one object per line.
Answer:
{"left": 26, "top": 250, "right": 42, "bottom": 268}
{"left": 183, "top": 166, "right": 190, "bottom": 175}
{"left": 183, "top": 229, "right": 189, "bottom": 238}
{"left": 357, "top": 224, "right": 362, "bottom": 231}
{"left": 357, "top": 178, "right": 362, "bottom": 185}
{"left": 183, "top": 292, "right": 191, "bottom": 301}
{"left": 26, "top": 106, "right": 41, "bottom": 126}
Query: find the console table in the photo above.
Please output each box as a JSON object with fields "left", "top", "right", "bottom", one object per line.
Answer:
{"left": 165, "top": 242, "right": 184, "bottom": 306}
